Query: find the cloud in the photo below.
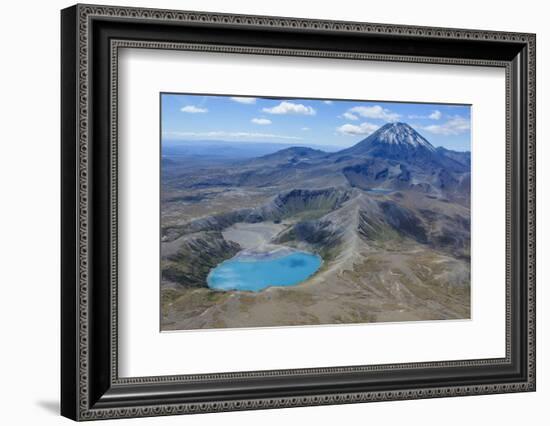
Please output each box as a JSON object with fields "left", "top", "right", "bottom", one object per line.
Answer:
{"left": 408, "top": 110, "right": 442, "bottom": 120}
{"left": 301, "top": 127, "right": 310, "bottom": 131}
{"left": 180, "top": 105, "right": 208, "bottom": 113}
{"left": 164, "top": 130, "right": 302, "bottom": 141}
{"left": 251, "top": 118, "right": 272, "bottom": 125}
{"left": 262, "top": 101, "right": 316, "bottom": 115}
{"left": 336, "top": 122, "right": 379, "bottom": 136}
{"left": 341, "top": 111, "right": 359, "bottom": 121}
{"left": 347, "top": 105, "right": 400, "bottom": 121}
{"left": 422, "top": 116, "right": 470, "bottom": 135}
{"left": 230, "top": 97, "right": 256, "bottom": 104}
{"left": 323, "top": 100, "right": 333, "bottom": 105}
{"left": 429, "top": 110, "right": 442, "bottom": 120}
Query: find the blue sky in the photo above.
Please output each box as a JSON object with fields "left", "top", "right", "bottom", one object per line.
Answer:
{"left": 161, "top": 94, "right": 471, "bottom": 152}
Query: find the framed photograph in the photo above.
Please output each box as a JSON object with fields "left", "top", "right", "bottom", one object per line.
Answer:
{"left": 61, "top": 4, "right": 536, "bottom": 421}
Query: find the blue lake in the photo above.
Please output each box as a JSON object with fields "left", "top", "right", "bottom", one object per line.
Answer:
{"left": 207, "top": 251, "right": 322, "bottom": 292}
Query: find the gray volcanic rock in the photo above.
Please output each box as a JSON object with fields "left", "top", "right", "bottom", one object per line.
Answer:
{"left": 163, "top": 188, "right": 352, "bottom": 242}
{"left": 161, "top": 231, "right": 240, "bottom": 288}
{"left": 342, "top": 160, "right": 413, "bottom": 191}
{"left": 434, "top": 168, "right": 460, "bottom": 191}
{"left": 261, "top": 188, "right": 351, "bottom": 219}
{"left": 277, "top": 220, "right": 336, "bottom": 247}
{"left": 436, "top": 146, "right": 471, "bottom": 168}
{"left": 379, "top": 200, "right": 428, "bottom": 243}
{"left": 272, "top": 189, "right": 469, "bottom": 259}
{"left": 342, "top": 160, "right": 391, "bottom": 186}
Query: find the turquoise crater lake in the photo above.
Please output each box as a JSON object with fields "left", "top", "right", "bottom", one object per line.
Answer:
{"left": 207, "top": 251, "right": 322, "bottom": 292}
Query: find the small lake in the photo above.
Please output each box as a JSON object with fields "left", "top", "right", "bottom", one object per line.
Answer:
{"left": 207, "top": 251, "right": 322, "bottom": 292}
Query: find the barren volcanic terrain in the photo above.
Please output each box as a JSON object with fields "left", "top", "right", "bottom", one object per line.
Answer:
{"left": 160, "top": 123, "right": 471, "bottom": 330}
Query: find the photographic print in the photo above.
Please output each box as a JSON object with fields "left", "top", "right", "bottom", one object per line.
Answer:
{"left": 160, "top": 94, "right": 471, "bottom": 331}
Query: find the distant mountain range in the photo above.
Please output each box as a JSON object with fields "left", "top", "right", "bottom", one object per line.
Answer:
{"left": 162, "top": 123, "right": 469, "bottom": 165}
{"left": 161, "top": 139, "right": 341, "bottom": 160}
{"left": 164, "top": 122, "right": 470, "bottom": 203}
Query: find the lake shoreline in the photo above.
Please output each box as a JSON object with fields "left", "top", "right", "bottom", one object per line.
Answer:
{"left": 207, "top": 250, "right": 323, "bottom": 292}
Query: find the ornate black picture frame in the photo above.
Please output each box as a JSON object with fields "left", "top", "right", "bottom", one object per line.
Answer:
{"left": 61, "top": 4, "right": 536, "bottom": 421}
